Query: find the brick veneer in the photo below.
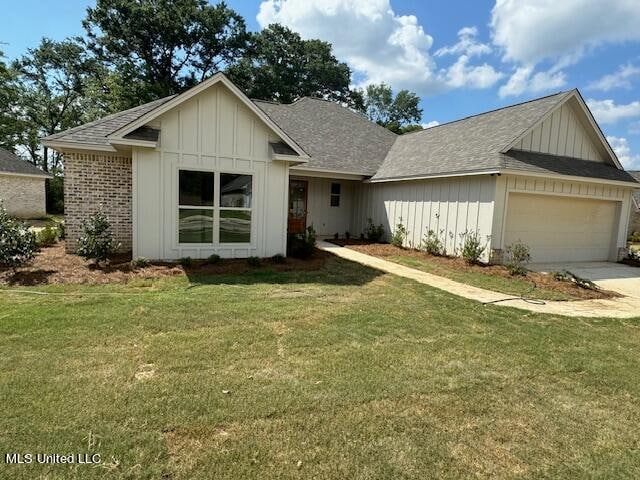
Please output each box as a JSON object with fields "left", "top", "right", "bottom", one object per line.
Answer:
{"left": 0, "top": 174, "right": 46, "bottom": 218}
{"left": 64, "top": 152, "right": 132, "bottom": 253}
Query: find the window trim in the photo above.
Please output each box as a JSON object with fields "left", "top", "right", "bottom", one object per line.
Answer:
{"left": 176, "top": 167, "right": 254, "bottom": 247}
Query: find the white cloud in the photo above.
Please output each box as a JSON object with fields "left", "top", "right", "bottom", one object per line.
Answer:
{"left": 587, "top": 64, "right": 640, "bottom": 91}
{"left": 490, "top": 0, "right": 640, "bottom": 65}
{"left": 435, "top": 26, "right": 492, "bottom": 58}
{"left": 422, "top": 120, "right": 439, "bottom": 128}
{"left": 607, "top": 135, "right": 640, "bottom": 169}
{"left": 586, "top": 98, "right": 640, "bottom": 124}
{"left": 257, "top": 0, "right": 503, "bottom": 94}
{"left": 499, "top": 66, "right": 566, "bottom": 98}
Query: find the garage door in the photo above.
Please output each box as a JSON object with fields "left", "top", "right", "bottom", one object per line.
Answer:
{"left": 504, "top": 193, "right": 617, "bottom": 263}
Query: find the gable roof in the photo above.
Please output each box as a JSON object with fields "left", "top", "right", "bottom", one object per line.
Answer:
{"left": 254, "top": 97, "right": 397, "bottom": 175}
{"left": 43, "top": 97, "right": 174, "bottom": 149}
{"left": 371, "top": 91, "right": 571, "bottom": 181}
{"left": 0, "top": 148, "right": 51, "bottom": 177}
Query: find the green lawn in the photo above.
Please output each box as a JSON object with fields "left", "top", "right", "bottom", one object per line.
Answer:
{"left": 2, "top": 257, "right": 640, "bottom": 479}
{"left": 387, "top": 254, "right": 575, "bottom": 301}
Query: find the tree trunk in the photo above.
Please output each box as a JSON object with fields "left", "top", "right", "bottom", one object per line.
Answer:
{"left": 42, "top": 145, "right": 49, "bottom": 172}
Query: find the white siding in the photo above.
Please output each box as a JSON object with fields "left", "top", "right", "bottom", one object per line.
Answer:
{"left": 353, "top": 175, "right": 496, "bottom": 261}
{"left": 514, "top": 100, "right": 607, "bottom": 162}
{"left": 492, "top": 174, "right": 634, "bottom": 258}
{"left": 295, "top": 176, "right": 355, "bottom": 237}
{"left": 133, "top": 84, "right": 288, "bottom": 260}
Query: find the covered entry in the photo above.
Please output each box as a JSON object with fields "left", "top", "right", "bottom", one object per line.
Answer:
{"left": 504, "top": 193, "right": 618, "bottom": 262}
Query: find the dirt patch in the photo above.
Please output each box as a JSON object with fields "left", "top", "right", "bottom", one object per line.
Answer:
{"left": 0, "top": 242, "right": 326, "bottom": 286}
{"left": 340, "top": 243, "right": 619, "bottom": 301}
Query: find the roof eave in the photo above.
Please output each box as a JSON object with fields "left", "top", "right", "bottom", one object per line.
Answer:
{"left": 42, "top": 139, "right": 118, "bottom": 153}
{"left": 501, "top": 168, "right": 640, "bottom": 188}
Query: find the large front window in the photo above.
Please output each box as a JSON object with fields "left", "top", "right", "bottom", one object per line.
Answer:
{"left": 178, "top": 170, "right": 252, "bottom": 244}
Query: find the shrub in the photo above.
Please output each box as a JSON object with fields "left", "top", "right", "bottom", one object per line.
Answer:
{"left": 420, "top": 230, "right": 443, "bottom": 256}
{"left": 345, "top": 231, "right": 350, "bottom": 240}
{"left": 460, "top": 231, "right": 486, "bottom": 265}
{"left": 56, "top": 221, "right": 65, "bottom": 240}
{"left": 207, "top": 253, "right": 222, "bottom": 265}
{"left": 271, "top": 253, "right": 286, "bottom": 264}
{"left": 36, "top": 225, "right": 58, "bottom": 247}
{"left": 178, "top": 257, "right": 192, "bottom": 267}
{"left": 289, "top": 225, "right": 317, "bottom": 259}
{"left": 333, "top": 232, "right": 339, "bottom": 240}
{"left": 76, "top": 211, "right": 120, "bottom": 265}
{"left": 629, "top": 231, "right": 640, "bottom": 243}
{"left": 247, "top": 256, "right": 261, "bottom": 267}
{"left": 365, "top": 218, "right": 385, "bottom": 242}
{"left": 390, "top": 218, "right": 408, "bottom": 248}
{"left": 131, "top": 257, "right": 150, "bottom": 269}
{"left": 505, "top": 240, "right": 530, "bottom": 276}
{"left": 0, "top": 204, "right": 37, "bottom": 271}
{"left": 553, "top": 270, "right": 599, "bottom": 290}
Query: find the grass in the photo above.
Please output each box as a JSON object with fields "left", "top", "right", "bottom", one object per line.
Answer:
{"left": 1, "top": 257, "right": 640, "bottom": 479}
{"left": 387, "top": 254, "right": 576, "bottom": 301}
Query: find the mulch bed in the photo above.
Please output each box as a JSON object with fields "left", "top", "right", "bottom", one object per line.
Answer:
{"left": 337, "top": 242, "right": 619, "bottom": 301}
{"left": 0, "top": 242, "right": 327, "bottom": 286}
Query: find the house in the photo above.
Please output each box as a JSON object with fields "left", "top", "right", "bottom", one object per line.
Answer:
{"left": 0, "top": 147, "right": 51, "bottom": 218}
{"left": 43, "top": 73, "right": 638, "bottom": 263}
{"left": 629, "top": 171, "right": 640, "bottom": 235}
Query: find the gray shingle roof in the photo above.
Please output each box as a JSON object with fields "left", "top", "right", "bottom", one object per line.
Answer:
{"left": 0, "top": 148, "right": 50, "bottom": 177}
{"left": 503, "top": 150, "right": 637, "bottom": 183}
{"left": 629, "top": 171, "right": 640, "bottom": 208}
{"left": 43, "top": 96, "right": 174, "bottom": 146}
{"left": 254, "top": 97, "right": 397, "bottom": 175}
{"left": 372, "top": 91, "right": 571, "bottom": 180}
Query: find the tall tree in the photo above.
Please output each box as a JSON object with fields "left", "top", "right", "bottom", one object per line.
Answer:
{"left": 226, "top": 24, "right": 353, "bottom": 104}
{"left": 0, "top": 51, "right": 21, "bottom": 152}
{"left": 83, "top": 0, "right": 249, "bottom": 105}
{"left": 13, "top": 38, "right": 102, "bottom": 171}
{"left": 357, "top": 83, "right": 423, "bottom": 134}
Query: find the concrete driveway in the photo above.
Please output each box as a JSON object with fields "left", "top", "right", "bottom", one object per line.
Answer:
{"left": 529, "top": 262, "right": 640, "bottom": 299}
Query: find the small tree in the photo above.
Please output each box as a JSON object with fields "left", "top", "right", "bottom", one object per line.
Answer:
{"left": 390, "top": 218, "right": 408, "bottom": 248}
{"left": 505, "top": 241, "right": 531, "bottom": 276}
{"left": 0, "top": 205, "right": 37, "bottom": 271}
{"left": 76, "top": 211, "right": 119, "bottom": 265}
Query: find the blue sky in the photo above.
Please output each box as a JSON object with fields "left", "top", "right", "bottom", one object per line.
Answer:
{"left": 3, "top": 0, "right": 640, "bottom": 168}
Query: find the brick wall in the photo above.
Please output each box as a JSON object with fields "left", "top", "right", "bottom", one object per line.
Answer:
{"left": 64, "top": 152, "right": 132, "bottom": 253}
{"left": 0, "top": 174, "right": 47, "bottom": 218}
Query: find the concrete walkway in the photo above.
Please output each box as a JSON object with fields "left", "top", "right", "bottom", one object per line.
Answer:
{"left": 318, "top": 241, "right": 640, "bottom": 319}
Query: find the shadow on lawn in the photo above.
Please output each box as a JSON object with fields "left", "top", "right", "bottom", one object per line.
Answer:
{"left": 185, "top": 256, "right": 384, "bottom": 287}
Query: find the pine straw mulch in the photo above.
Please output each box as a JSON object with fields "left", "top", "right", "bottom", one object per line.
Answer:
{"left": 330, "top": 241, "right": 619, "bottom": 301}
{"left": 0, "top": 242, "right": 327, "bottom": 286}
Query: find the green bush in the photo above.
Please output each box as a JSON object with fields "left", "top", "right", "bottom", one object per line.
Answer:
{"left": 247, "top": 256, "right": 261, "bottom": 267}
{"left": 345, "top": 231, "right": 350, "bottom": 239}
{"left": 0, "top": 204, "right": 37, "bottom": 271}
{"left": 390, "top": 218, "right": 408, "bottom": 248}
{"left": 57, "top": 221, "right": 65, "bottom": 240}
{"left": 365, "top": 218, "right": 385, "bottom": 242}
{"left": 505, "top": 240, "right": 530, "bottom": 276}
{"left": 178, "top": 257, "right": 193, "bottom": 267}
{"left": 289, "top": 225, "right": 317, "bottom": 259}
{"left": 36, "top": 225, "right": 58, "bottom": 247}
{"left": 460, "top": 231, "right": 486, "bottom": 265}
{"left": 76, "top": 211, "right": 119, "bottom": 265}
{"left": 420, "top": 230, "right": 443, "bottom": 256}
{"left": 629, "top": 231, "right": 640, "bottom": 243}
{"left": 131, "top": 257, "right": 150, "bottom": 269}
{"left": 207, "top": 253, "right": 222, "bottom": 265}
{"left": 271, "top": 253, "right": 286, "bottom": 264}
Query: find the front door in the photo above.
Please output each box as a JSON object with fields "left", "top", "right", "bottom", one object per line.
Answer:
{"left": 288, "top": 179, "right": 308, "bottom": 235}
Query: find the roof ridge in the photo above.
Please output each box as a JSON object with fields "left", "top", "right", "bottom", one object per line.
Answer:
{"left": 400, "top": 89, "right": 573, "bottom": 138}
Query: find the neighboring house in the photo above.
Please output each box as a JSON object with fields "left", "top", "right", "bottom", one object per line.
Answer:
{"left": 43, "top": 73, "right": 638, "bottom": 263}
{"left": 0, "top": 148, "right": 51, "bottom": 218}
{"left": 629, "top": 171, "right": 640, "bottom": 235}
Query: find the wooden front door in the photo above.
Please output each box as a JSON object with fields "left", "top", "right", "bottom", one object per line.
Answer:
{"left": 288, "top": 180, "right": 308, "bottom": 235}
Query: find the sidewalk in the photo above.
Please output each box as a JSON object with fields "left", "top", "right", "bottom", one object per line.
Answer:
{"left": 318, "top": 241, "right": 640, "bottom": 319}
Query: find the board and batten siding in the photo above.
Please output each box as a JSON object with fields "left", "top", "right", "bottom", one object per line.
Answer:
{"left": 492, "top": 174, "right": 634, "bottom": 256}
{"left": 133, "top": 84, "right": 289, "bottom": 260}
{"left": 513, "top": 99, "right": 606, "bottom": 162}
{"left": 294, "top": 176, "right": 355, "bottom": 237}
{"left": 353, "top": 175, "right": 496, "bottom": 261}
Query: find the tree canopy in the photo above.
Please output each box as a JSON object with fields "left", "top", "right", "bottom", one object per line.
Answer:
{"left": 357, "top": 83, "right": 423, "bottom": 134}
{"left": 0, "top": 51, "right": 21, "bottom": 152}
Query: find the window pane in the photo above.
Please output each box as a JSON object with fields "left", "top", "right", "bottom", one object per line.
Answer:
{"left": 179, "top": 170, "right": 214, "bottom": 206}
{"left": 331, "top": 182, "right": 341, "bottom": 195}
{"left": 220, "top": 210, "right": 251, "bottom": 243}
{"left": 220, "top": 174, "right": 252, "bottom": 208}
{"left": 330, "top": 195, "right": 340, "bottom": 207}
{"left": 179, "top": 209, "right": 213, "bottom": 243}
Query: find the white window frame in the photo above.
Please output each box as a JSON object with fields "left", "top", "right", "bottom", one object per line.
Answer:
{"left": 330, "top": 182, "right": 341, "bottom": 207}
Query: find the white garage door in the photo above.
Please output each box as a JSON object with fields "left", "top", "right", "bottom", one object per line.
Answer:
{"left": 504, "top": 193, "right": 618, "bottom": 263}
